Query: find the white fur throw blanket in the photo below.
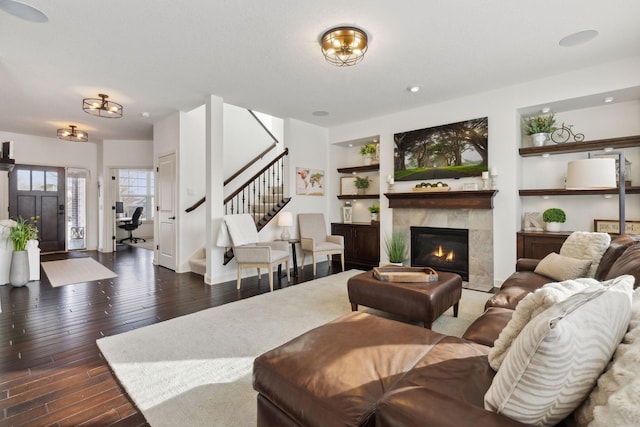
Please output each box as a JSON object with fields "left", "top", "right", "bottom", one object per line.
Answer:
{"left": 560, "top": 231, "right": 611, "bottom": 278}
{"left": 488, "top": 278, "right": 603, "bottom": 371}
{"left": 575, "top": 287, "right": 640, "bottom": 426}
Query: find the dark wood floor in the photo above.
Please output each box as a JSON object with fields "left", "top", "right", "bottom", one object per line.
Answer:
{"left": 0, "top": 247, "right": 335, "bottom": 426}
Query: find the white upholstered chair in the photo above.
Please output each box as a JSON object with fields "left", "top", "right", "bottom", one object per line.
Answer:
{"left": 221, "top": 214, "right": 289, "bottom": 292}
{"left": 298, "top": 213, "right": 344, "bottom": 276}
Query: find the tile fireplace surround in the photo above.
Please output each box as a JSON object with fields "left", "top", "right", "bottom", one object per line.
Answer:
{"left": 393, "top": 208, "right": 494, "bottom": 292}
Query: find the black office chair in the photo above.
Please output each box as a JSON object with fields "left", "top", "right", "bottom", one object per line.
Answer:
{"left": 118, "top": 206, "right": 146, "bottom": 244}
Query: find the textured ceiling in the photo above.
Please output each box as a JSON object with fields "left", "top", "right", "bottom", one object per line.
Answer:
{"left": 0, "top": 0, "right": 639, "bottom": 142}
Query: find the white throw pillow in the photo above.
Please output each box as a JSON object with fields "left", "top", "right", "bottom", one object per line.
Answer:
{"left": 488, "top": 277, "right": 601, "bottom": 371}
{"left": 560, "top": 231, "right": 611, "bottom": 278}
{"left": 484, "top": 275, "right": 634, "bottom": 427}
{"left": 534, "top": 252, "right": 592, "bottom": 281}
{"left": 575, "top": 287, "right": 640, "bottom": 426}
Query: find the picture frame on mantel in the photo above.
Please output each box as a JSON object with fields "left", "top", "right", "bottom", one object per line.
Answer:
{"left": 594, "top": 219, "right": 640, "bottom": 234}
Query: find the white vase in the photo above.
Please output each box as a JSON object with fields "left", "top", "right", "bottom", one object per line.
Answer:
{"left": 10, "top": 250, "right": 30, "bottom": 287}
{"left": 546, "top": 222, "right": 562, "bottom": 232}
{"left": 363, "top": 154, "right": 373, "bottom": 166}
{"left": 531, "top": 133, "right": 549, "bottom": 147}
{"left": 371, "top": 213, "right": 378, "bottom": 222}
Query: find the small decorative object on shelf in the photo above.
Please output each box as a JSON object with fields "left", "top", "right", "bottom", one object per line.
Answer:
{"left": 523, "top": 113, "right": 557, "bottom": 147}
{"left": 354, "top": 176, "right": 371, "bottom": 194}
{"left": 413, "top": 181, "right": 449, "bottom": 192}
{"left": 523, "top": 212, "right": 544, "bottom": 231}
{"left": 550, "top": 123, "right": 585, "bottom": 144}
{"left": 542, "top": 208, "right": 566, "bottom": 232}
{"left": 342, "top": 201, "right": 353, "bottom": 224}
{"left": 386, "top": 175, "right": 394, "bottom": 192}
{"left": 490, "top": 167, "right": 498, "bottom": 190}
{"left": 359, "top": 144, "right": 377, "bottom": 166}
{"left": 481, "top": 171, "right": 490, "bottom": 190}
{"left": 368, "top": 204, "right": 380, "bottom": 222}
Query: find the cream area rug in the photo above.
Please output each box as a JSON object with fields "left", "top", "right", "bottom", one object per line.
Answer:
{"left": 41, "top": 257, "right": 118, "bottom": 287}
{"left": 97, "top": 270, "right": 489, "bottom": 427}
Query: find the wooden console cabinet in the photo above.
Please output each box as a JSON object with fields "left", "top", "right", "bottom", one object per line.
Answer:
{"left": 516, "top": 231, "right": 571, "bottom": 259}
{"left": 331, "top": 222, "right": 380, "bottom": 270}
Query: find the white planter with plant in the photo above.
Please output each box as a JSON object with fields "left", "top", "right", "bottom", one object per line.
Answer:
{"left": 8, "top": 216, "right": 38, "bottom": 287}
{"left": 523, "top": 114, "right": 557, "bottom": 147}
{"left": 360, "top": 144, "right": 377, "bottom": 165}
{"left": 385, "top": 231, "right": 408, "bottom": 266}
{"left": 354, "top": 176, "right": 370, "bottom": 195}
{"left": 368, "top": 204, "right": 380, "bottom": 222}
{"left": 542, "top": 208, "right": 566, "bottom": 232}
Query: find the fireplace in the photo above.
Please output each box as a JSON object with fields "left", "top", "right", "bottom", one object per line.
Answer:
{"left": 411, "top": 226, "right": 469, "bottom": 281}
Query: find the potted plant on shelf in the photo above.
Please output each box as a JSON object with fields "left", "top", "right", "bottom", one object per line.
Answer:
{"left": 360, "top": 144, "right": 377, "bottom": 166}
{"left": 368, "top": 204, "right": 380, "bottom": 222}
{"left": 385, "top": 231, "right": 408, "bottom": 266}
{"left": 542, "top": 208, "right": 566, "bottom": 232}
{"left": 8, "top": 216, "right": 38, "bottom": 287}
{"left": 354, "top": 176, "right": 371, "bottom": 195}
{"left": 523, "top": 113, "right": 557, "bottom": 147}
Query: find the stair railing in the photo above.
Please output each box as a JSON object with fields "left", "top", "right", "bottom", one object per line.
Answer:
{"left": 224, "top": 148, "right": 289, "bottom": 230}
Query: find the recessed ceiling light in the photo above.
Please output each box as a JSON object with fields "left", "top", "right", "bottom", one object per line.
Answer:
{"left": 141, "top": 112, "right": 151, "bottom": 118}
{"left": 373, "top": 139, "right": 378, "bottom": 143}
{"left": 407, "top": 85, "right": 421, "bottom": 93}
{"left": 559, "top": 30, "right": 599, "bottom": 47}
{"left": 348, "top": 143, "right": 353, "bottom": 147}
{"left": 541, "top": 107, "right": 551, "bottom": 114}
{"left": 603, "top": 96, "right": 614, "bottom": 103}
{"left": 312, "top": 110, "right": 329, "bottom": 117}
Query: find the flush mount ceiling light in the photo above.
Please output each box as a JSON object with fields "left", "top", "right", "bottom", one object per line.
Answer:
{"left": 407, "top": 85, "right": 421, "bottom": 93}
{"left": 320, "top": 26, "right": 368, "bottom": 67}
{"left": 82, "top": 93, "right": 123, "bottom": 118}
{"left": 57, "top": 125, "right": 88, "bottom": 142}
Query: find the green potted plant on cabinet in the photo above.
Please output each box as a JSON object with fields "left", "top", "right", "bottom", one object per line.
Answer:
{"left": 523, "top": 113, "right": 557, "bottom": 147}
{"left": 542, "top": 208, "right": 566, "bottom": 232}
{"left": 368, "top": 204, "right": 380, "bottom": 222}
{"left": 354, "top": 176, "right": 371, "bottom": 195}
{"left": 385, "top": 231, "right": 408, "bottom": 265}
{"left": 359, "top": 144, "right": 377, "bottom": 165}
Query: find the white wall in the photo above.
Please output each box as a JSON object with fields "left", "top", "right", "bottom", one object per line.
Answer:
{"left": 178, "top": 106, "right": 206, "bottom": 272}
{"left": 328, "top": 56, "right": 640, "bottom": 284}
{"left": 0, "top": 131, "right": 100, "bottom": 250}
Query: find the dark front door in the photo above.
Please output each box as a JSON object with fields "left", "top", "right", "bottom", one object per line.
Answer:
{"left": 9, "top": 165, "right": 66, "bottom": 252}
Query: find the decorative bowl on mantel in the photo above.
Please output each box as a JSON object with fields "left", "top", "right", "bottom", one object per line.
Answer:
{"left": 412, "top": 182, "right": 450, "bottom": 192}
{"left": 412, "top": 187, "right": 451, "bottom": 192}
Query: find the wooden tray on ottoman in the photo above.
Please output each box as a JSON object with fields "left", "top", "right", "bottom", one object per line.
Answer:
{"left": 373, "top": 266, "right": 439, "bottom": 282}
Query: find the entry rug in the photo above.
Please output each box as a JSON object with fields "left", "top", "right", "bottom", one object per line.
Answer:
{"left": 41, "top": 257, "right": 118, "bottom": 287}
{"left": 97, "top": 270, "right": 488, "bottom": 427}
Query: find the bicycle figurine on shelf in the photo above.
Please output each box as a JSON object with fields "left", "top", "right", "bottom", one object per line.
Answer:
{"left": 550, "top": 123, "right": 585, "bottom": 143}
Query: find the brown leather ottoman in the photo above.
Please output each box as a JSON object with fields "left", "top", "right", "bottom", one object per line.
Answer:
{"left": 348, "top": 269, "right": 462, "bottom": 328}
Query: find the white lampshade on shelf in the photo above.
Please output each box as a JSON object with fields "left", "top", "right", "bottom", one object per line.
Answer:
{"left": 565, "top": 158, "right": 616, "bottom": 189}
{"left": 566, "top": 152, "right": 626, "bottom": 234}
{"left": 278, "top": 212, "right": 293, "bottom": 241}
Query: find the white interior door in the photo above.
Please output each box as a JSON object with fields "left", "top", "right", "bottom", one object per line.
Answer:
{"left": 158, "top": 153, "right": 176, "bottom": 270}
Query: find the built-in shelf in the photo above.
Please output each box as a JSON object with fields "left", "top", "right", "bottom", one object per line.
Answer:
{"left": 337, "top": 194, "right": 380, "bottom": 200}
{"left": 337, "top": 164, "right": 379, "bottom": 174}
{"left": 519, "top": 135, "right": 640, "bottom": 157}
{"left": 0, "top": 158, "right": 15, "bottom": 172}
{"left": 384, "top": 190, "right": 498, "bottom": 209}
{"left": 519, "top": 187, "right": 640, "bottom": 196}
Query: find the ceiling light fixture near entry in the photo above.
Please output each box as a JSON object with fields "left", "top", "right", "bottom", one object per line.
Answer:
{"left": 82, "top": 93, "right": 123, "bottom": 118}
{"left": 320, "top": 26, "right": 368, "bottom": 67}
{"left": 57, "top": 125, "right": 88, "bottom": 142}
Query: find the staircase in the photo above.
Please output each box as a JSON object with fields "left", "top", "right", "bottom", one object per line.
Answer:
{"left": 187, "top": 145, "right": 291, "bottom": 274}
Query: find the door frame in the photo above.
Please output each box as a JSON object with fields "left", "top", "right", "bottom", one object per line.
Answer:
{"left": 156, "top": 153, "right": 177, "bottom": 271}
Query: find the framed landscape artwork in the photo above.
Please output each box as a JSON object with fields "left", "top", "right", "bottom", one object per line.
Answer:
{"left": 296, "top": 167, "right": 325, "bottom": 196}
{"left": 393, "top": 117, "right": 488, "bottom": 181}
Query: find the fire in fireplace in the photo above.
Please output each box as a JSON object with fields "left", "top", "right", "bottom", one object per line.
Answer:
{"left": 411, "top": 226, "right": 469, "bottom": 281}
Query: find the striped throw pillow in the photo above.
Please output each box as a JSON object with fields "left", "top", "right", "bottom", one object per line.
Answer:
{"left": 484, "top": 275, "right": 634, "bottom": 427}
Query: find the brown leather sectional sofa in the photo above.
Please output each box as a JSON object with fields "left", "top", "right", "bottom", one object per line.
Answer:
{"left": 253, "top": 234, "right": 640, "bottom": 427}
